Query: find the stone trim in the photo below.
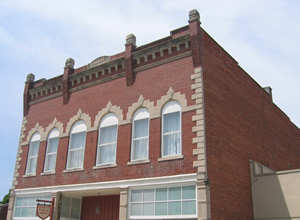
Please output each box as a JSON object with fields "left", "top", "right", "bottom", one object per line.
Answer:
{"left": 64, "top": 109, "right": 92, "bottom": 136}
{"left": 119, "top": 187, "right": 128, "bottom": 220}
{"left": 191, "top": 66, "right": 211, "bottom": 219}
{"left": 44, "top": 117, "right": 64, "bottom": 139}
{"left": 126, "top": 95, "right": 155, "bottom": 122}
{"left": 25, "top": 122, "right": 45, "bottom": 143}
{"left": 191, "top": 67, "right": 207, "bottom": 178}
{"left": 93, "top": 101, "right": 123, "bottom": 130}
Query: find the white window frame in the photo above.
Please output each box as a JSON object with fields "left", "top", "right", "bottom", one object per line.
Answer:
{"left": 96, "top": 113, "right": 118, "bottom": 166}
{"left": 129, "top": 184, "right": 197, "bottom": 219}
{"left": 13, "top": 194, "right": 51, "bottom": 219}
{"left": 25, "top": 132, "right": 41, "bottom": 175}
{"left": 131, "top": 108, "right": 150, "bottom": 162}
{"left": 161, "top": 101, "right": 182, "bottom": 157}
{"left": 44, "top": 128, "right": 59, "bottom": 173}
{"left": 66, "top": 120, "right": 87, "bottom": 170}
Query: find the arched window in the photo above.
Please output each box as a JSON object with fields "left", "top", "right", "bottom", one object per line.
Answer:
{"left": 162, "top": 101, "right": 182, "bottom": 157}
{"left": 25, "top": 132, "right": 40, "bottom": 175}
{"left": 96, "top": 113, "right": 118, "bottom": 165}
{"left": 131, "top": 108, "right": 149, "bottom": 161}
{"left": 44, "top": 128, "right": 59, "bottom": 172}
{"left": 67, "top": 120, "right": 87, "bottom": 169}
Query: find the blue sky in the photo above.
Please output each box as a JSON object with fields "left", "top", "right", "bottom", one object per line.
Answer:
{"left": 0, "top": 0, "right": 299, "bottom": 199}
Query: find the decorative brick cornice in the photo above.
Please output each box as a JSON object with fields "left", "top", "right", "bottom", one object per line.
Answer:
{"left": 132, "top": 35, "right": 190, "bottom": 65}
{"left": 29, "top": 78, "right": 63, "bottom": 100}
{"left": 69, "top": 57, "right": 125, "bottom": 86}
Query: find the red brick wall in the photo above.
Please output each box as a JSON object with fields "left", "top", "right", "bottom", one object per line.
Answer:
{"left": 203, "top": 31, "right": 300, "bottom": 219}
{"left": 17, "top": 56, "right": 198, "bottom": 189}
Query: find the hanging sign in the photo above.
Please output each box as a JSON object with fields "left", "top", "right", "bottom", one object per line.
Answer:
{"left": 36, "top": 204, "right": 51, "bottom": 219}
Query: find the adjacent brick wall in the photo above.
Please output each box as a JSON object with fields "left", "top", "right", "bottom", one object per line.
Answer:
{"left": 203, "top": 30, "right": 300, "bottom": 219}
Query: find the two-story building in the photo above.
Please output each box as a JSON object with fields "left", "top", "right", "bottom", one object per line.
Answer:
{"left": 7, "top": 9, "right": 300, "bottom": 220}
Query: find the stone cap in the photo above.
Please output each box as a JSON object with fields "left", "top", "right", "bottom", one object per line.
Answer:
{"left": 26, "top": 73, "right": 35, "bottom": 83}
{"left": 65, "top": 58, "right": 75, "bottom": 69}
{"left": 189, "top": 9, "right": 201, "bottom": 23}
{"left": 125, "top": 34, "right": 136, "bottom": 47}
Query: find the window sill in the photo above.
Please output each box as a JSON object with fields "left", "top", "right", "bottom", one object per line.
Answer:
{"left": 93, "top": 164, "right": 117, "bottom": 169}
{"left": 158, "top": 155, "right": 184, "bottom": 162}
{"left": 127, "top": 159, "right": 150, "bottom": 166}
{"left": 41, "top": 171, "right": 56, "bottom": 176}
{"left": 23, "top": 174, "right": 36, "bottom": 178}
{"left": 63, "top": 168, "right": 84, "bottom": 173}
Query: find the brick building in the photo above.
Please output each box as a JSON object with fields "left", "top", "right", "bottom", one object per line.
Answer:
{"left": 7, "top": 9, "right": 300, "bottom": 220}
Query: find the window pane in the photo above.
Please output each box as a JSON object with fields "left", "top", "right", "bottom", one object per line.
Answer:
{"left": 155, "top": 202, "right": 167, "bottom": 215}
{"left": 131, "top": 203, "right": 142, "bottom": 216}
{"left": 163, "top": 133, "right": 180, "bottom": 156}
{"left": 70, "top": 132, "right": 86, "bottom": 150}
{"left": 16, "top": 198, "right": 22, "bottom": 206}
{"left": 183, "top": 201, "right": 196, "bottom": 214}
{"left": 31, "top": 141, "right": 40, "bottom": 156}
{"left": 98, "top": 143, "right": 116, "bottom": 164}
{"left": 143, "top": 189, "right": 154, "bottom": 201}
{"left": 143, "top": 203, "right": 154, "bottom": 215}
{"left": 68, "top": 149, "right": 84, "bottom": 168}
{"left": 156, "top": 188, "right": 167, "bottom": 201}
{"left": 22, "top": 197, "right": 30, "bottom": 206}
{"left": 168, "top": 201, "right": 181, "bottom": 215}
{"left": 28, "top": 207, "right": 36, "bottom": 217}
{"left": 45, "top": 154, "right": 56, "bottom": 171}
{"left": 131, "top": 190, "right": 142, "bottom": 202}
{"left": 14, "top": 208, "right": 21, "bottom": 217}
{"left": 61, "top": 207, "right": 70, "bottom": 217}
{"left": 100, "top": 125, "right": 117, "bottom": 144}
{"left": 62, "top": 197, "right": 71, "bottom": 207}
{"left": 71, "top": 208, "right": 80, "bottom": 219}
{"left": 72, "top": 198, "right": 81, "bottom": 209}
{"left": 48, "top": 137, "right": 58, "bottom": 153}
{"left": 132, "top": 138, "right": 148, "bottom": 160}
{"left": 183, "top": 185, "right": 196, "bottom": 200}
{"left": 134, "top": 119, "right": 148, "bottom": 138}
{"left": 169, "top": 187, "right": 181, "bottom": 200}
{"left": 29, "top": 197, "right": 36, "bottom": 206}
{"left": 21, "top": 207, "right": 28, "bottom": 217}
{"left": 163, "top": 112, "right": 180, "bottom": 133}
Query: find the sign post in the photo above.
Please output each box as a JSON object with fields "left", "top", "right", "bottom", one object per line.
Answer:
{"left": 36, "top": 198, "right": 55, "bottom": 220}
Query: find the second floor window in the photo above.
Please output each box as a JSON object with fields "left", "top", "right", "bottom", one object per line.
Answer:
{"left": 131, "top": 108, "right": 149, "bottom": 161}
{"left": 162, "top": 101, "right": 182, "bottom": 157}
{"left": 25, "top": 132, "right": 41, "bottom": 175}
{"left": 66, "top": 120, "right": 87, "bottom": 169}
{"left": 96, "top": 113, "right": 118, "bottom": 165}
{"left": 44, "top": 128, "right": 59, "bottom": 172}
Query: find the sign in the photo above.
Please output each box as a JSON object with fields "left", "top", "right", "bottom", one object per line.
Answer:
{"left": 36, "top": 204, "right": 51, "bottom": 219}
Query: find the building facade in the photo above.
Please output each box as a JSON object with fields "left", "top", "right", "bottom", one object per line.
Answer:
{"left": 7, "top": 9, "right": 300, "bottom": 220}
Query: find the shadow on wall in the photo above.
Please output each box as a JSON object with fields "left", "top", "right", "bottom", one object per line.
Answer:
{"left": 250, "top": 160, "right": 300, "bottom": 219}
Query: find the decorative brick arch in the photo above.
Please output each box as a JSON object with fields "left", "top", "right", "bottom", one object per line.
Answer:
{"left": 93, "top": 101, "right": 123, "bottom": 130}
{"left": 65, "top": 109, "right": 92, "bottom": 135}
{"left": 127, "top": 95, "right": 155, "bottom": 121}
{"left": 25, "top": 122, "right": 45, "bottom": 143}
{"left": 44, "top": 117, "right": 64, "bottom": 139}
{"left": 156, "top": 87, "right": 188, "bottom": 115}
